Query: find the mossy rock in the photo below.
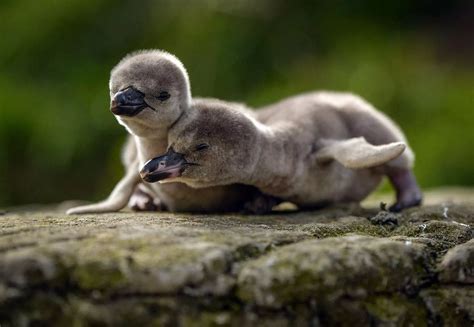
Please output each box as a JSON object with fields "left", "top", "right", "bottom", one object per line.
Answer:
{"left": 237, "top": 236, "right": 433, "bottom": 308}
{"left": 420, "top": 286, "right": 474, "bottom": 327}
{"left": 0, "top": 188, "right": 473, "bottom": 325}
{"left": 438, "top": 239, "right": 474, "bottom": 284}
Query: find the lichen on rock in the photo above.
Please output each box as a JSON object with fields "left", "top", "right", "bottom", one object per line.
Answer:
{"left": 237, "top": 236, "right": 433, "bottom": 308}
{"left": 438, "top": 239, "right": 474, "bottom": 284}
{"left": 0, "top": 188, "right": 473, "bottom": 325}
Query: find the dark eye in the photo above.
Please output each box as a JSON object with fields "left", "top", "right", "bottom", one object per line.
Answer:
{"left": 195, "top": 143, "right": 209, "bottom": 151}
{"left": 155, "top": 91, "right": 170, "bottom": 101}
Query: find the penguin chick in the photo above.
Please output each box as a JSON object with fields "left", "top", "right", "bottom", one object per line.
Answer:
{"left": 140, "top": 93, "right": 422, "bottom": 211}
{"left": 257, "top": 91, "right": 423, "bottom": 211}
{"left": 67, "top": 50, "right": 262, "bottom": 214}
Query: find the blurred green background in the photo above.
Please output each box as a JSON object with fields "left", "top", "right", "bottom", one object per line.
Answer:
{"left": 0, "top": 0, "right": 473, "bottom": 206}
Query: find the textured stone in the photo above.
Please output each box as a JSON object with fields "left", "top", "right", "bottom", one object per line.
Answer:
{"left": 421, "top": 286, "right": 474, "bottom": 327}
{"left": 438, "top": 239, "right": 474, "bottom": 284}
{"left": 0, "top": 188, "right": 473, "bottom": 325}
{"left": 237, "top": 236, "right": 433, "bottom": 308}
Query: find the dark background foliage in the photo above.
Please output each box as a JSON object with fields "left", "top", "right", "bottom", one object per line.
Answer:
{"left": 0, "top": 0, "right": 473, "bottom": 206}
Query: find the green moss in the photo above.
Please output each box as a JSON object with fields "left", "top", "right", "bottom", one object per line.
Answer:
{"left": 303, "top": 219, "right": 472, "bottom": 258}
{"left": 401, "top": 204, "right": 474, "bottom": 225}
{"left": 1, "top": 197, "right": 473, "bottom": 325}
{"left": 179, "top": 312, "right": 235, "bottom": 327}
{"left": 72, "top": 260, "right": 127, "bottom": 291}
{"left": 420, "top": 286, "right": 474, "bottom": 327}
{"left": 438, "top": 239, "right": 474, "bottom": 283}
{"left": 395, "top": 220, "right": 472, "bottom": 250}
{"left": 237, "top": 236, "right": 431, "bottom": 308}
{"left": 302, "top": 221, "right": 391, "bottom": 238}
{"left": 364, "top": 295, "right": 428, "bottom": 326}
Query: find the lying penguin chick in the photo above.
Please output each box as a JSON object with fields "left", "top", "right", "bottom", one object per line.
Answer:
{"left": 139, "top": 103, "right": 262, "bottom": 189}
{"left": 256, "top": 91, "right": 423, "bottom": 211}
{"left": 140, "top": 94, "right": 422, "bottom": 212}
{"left": 67, "top": 49, "right": 262, "bottom": 214}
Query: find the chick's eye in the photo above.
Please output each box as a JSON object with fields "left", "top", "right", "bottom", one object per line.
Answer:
{"left": 195, "top": 143, "right": 210, "bottom": 151}
{"left": 155, "top": 91, "right": 170, "bottom": 101}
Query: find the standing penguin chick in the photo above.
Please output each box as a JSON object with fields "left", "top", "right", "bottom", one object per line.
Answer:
{"left": 140, "top": 93, "right": 422, "bottom": 212}
{"left": 67, "top": 50, "right": 261, "bottom": 215}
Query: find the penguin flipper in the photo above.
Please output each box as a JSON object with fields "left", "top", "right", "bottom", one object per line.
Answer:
{"left": 66, "top": 160, "right": 140, "bottom": 215}
{"left": 315, "top": 137, "right": 406, "bottom": 169}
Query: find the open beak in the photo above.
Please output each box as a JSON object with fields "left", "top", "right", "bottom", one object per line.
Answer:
{"left": 140, "top": 148, "right": 188, "bottom": 183}
{"left": 110, "top": 87, "right": 148, "bottom": 117}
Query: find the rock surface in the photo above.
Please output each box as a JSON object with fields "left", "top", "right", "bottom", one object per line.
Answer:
{"left": 0, "top": 188, "right": 473, "bottom": 326}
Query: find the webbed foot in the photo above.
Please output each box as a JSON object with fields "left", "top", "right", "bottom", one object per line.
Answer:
{"left": 242, "top": 194, "right": 280, "bottom": 214}
{"left": 388, "top": 169, "right": 423, "bottom": 212}
{"left": 129, "top": 184, "right": 163, "bottom": 211}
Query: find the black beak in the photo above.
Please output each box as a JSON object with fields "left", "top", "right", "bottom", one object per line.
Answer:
{"left": 140, "top": 148, "right": 188, "bottom": 183}
{"left": 111, "top": 87, "right": 148, "bottom": 117}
